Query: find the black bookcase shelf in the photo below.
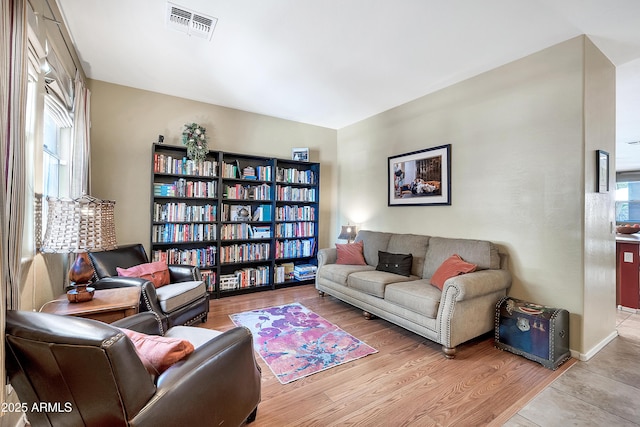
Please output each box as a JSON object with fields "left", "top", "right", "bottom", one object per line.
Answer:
{"left": 151, "top": 144, "right": 319, "bottom": 298}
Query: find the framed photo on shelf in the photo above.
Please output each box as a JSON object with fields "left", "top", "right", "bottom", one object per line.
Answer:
{"left": 292, "top": 148, "right": 309, "bottom": 162}
{"left": 388, "top": 144, "right": 451, "bottom": 206}
{"left": 596, "top": 149, "right": 609, "bottom": 193}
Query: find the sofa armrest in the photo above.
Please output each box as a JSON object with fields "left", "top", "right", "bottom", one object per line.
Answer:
{"left": 132, "top": 327, "right": 261, "bottom": 426}
{"left": 317, "top": 248, "right": 337, "bottom": 268}
{"left": 442, "top": 269, "right": 512, "bottom": 301}
{"left": 112, "top": 312, "right": 163, "bottom": 335}
{"left": 168, "top": 264, "right": 201, "bottom": 283}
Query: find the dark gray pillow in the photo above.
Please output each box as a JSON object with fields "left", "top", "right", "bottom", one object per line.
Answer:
{"left": 376, "top": 251, "right": 413, "bottom": 277}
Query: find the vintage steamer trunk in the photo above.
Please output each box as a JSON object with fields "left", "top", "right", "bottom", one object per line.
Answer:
{"left": 495, "top": 296, "right": 570, "bottom": 370}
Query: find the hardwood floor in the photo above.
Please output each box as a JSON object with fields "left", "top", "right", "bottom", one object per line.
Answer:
{"left": 202, "top": 285, "right": 574, "bottom": 426}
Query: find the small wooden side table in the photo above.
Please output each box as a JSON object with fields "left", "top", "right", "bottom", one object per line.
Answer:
{"left": 40, "top": 287, "right": 141, "bottom": 323}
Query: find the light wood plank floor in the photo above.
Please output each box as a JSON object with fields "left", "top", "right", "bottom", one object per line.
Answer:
{"left": 202, "top": 285, "right": 574, "bottom": 427}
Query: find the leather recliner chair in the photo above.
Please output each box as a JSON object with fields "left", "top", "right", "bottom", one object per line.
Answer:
{"left": 88, "top": 243, "right": 210, "bottom": 331}
{"left": 5, "top": 310, "right": 261, "bottom": 427}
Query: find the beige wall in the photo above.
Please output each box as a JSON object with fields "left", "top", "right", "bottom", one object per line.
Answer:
{"left": 87, "top": 80, "right": 338, "bottom": 254}
{"left": 336, "top": 36, "right": 616, "bottom": 356}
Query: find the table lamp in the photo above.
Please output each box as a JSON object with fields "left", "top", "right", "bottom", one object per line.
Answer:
{"left": 40, "top": 195, "right": 117, "bottom": 302}
{"left": 338, "top": 225, "right": 357, "bottom": 243}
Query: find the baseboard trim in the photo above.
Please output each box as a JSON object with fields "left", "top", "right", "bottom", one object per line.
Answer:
{"left": 573, "top": 330, "right": 618, "bottom": 361}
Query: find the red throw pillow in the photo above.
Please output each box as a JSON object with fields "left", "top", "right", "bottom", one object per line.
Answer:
{"left": 336, "top": 241, "right": 367, "bottom": 265}
{"left": 430, "top": 254, "right": 477, "bottom": 290}
{"left": 117, "top": 261, "right": 170, "bottom": 288}
{"left": 119, "top": 328, "right": 194, "bottom": 375}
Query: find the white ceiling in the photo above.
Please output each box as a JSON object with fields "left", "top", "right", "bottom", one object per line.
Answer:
{"left": 56, "top": 0, "right": 640, "bottom": 171}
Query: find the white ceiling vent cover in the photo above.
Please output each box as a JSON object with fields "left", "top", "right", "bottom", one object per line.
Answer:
{"left": 166, "top": 2, "right": 217, "bottom": 41}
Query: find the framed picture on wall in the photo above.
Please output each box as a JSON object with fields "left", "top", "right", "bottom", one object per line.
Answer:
{"left": 388, "top": 144, "right": 451, "bottom": 206}
{"left": 596, "top": 149, "right": 609, "bottom": 193}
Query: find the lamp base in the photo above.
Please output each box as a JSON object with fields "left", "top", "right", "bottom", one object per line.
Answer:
{"left": 67, "top": 283, "right": 95, "bottom": 303}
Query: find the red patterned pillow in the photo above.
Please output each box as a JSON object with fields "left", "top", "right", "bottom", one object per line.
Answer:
{"left": 117, "top": 261, "right": 170, "bottom": 288}
{"left": 120, "top": 328, "right": 194, "bottom": 375}
{"left": 430, "top": 254, "right": 477, "bottom": 290}
{"left": 336, "top": 241, "right": 367, "bottom": 265}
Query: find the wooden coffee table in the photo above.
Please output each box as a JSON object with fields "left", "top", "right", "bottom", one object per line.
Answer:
{"left": 40, "top": 287, "right": 141, "bottom": 323}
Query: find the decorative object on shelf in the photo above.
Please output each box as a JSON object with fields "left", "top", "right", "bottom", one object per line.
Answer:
{"left": 182, "top": 122, "right": 209, "bottom": 161}
{"left": 40, "top": 195, "right": 117, "bottom": 302}
{"left": 338, "top": 224, "right": 357, "bottom": 243}
{"left": 388, "top": 144, "right": 451, "bottom": 206}
{"left": 596, "top": 149, "right": 610, "bottom": 193}
{"left": 291, "top": 147, "right": 309, "bottom": 162}
{"left": 616, "top": 224, "right": 640, "bottom": 234}
{"left": 157, "top": 134, "right": 164, "bottom": 144}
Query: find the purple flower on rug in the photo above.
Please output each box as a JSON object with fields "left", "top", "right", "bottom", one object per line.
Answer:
{"left": 230, "top": 303, "right": 378, "bottom": 384}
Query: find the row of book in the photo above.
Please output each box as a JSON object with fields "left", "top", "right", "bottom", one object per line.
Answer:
{"left": 151, "top": 246, "right": 217, "bottom": 267}
{"left": 154, "top": 179, "right": 217, "bottom": 198}
{"left": 219, "top": 266, "right": 271, "bottom": 291}
{"left": 276, "top": 185, "right": 317, "bottom": 202}
{"left": 222, "top": 161, "right": 272, "bottom": 181}
{"left": 273, "top": 262, "right": 295, "bottom": 283}
{"left": 153, "top": 202, "right": 216, "bottom": 223}
{"left": 219, "top": 242, "right": 271, "bottom": 263}
{"left": 201, "top": 270, "right": 216, "bottom": 293}
{"left": 152, "top": 223, "right": 216, "bottom": 243}
{"left": 154, "top": 154, "right": 217, "bottom": 177}
{"left": 223, "top": 183, "right": 271, "bottom": 201}
{"left": 275, "top": 205, "right": 316, "bottom": 221}
{"left": 220, "top": 223, "right": 272, "bottom": 240}
{"left": 275, "top": 238, "right": 316, "bottom": 259}
{"left": 275, "top": 167, "right": 316, "bottom": 185}
{"left": 221, "top": 204, "right": 272, "bottom": 222}
{"left": 275, "top": 222, "right": 315, "bottom": 238}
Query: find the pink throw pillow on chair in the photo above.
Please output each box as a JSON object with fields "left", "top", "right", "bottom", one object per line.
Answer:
{"left": 117, "top": 261, "right": 170, "bottom": 288}
{"left": 119, "top": 328, "right": 194, "bottom": 375}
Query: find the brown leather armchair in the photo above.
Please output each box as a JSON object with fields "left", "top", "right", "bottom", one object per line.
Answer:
{"left": 88, "top": 244, "right": 209, "bottom": 331}
{"left": 5, "top": 310, "right": 261, "bottom": 427}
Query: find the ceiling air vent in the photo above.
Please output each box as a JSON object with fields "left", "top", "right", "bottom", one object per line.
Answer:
{"left": 166, "top": 2, "right": 217, "bottom": 41}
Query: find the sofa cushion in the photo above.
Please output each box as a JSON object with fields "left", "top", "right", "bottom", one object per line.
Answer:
{"left": 336, "top": 241, "right": 367, "bottom": 265}
{"left": 376, "top": 251, "right": 413, "bottom": 277}
{"left": 155, "top": 280, "right": 206, "bottom": 313}
{"left": 347, "top": 270, "right": 416, "bottom": 298}
{"left": 430, "top": 254, "right": 477, "bottom": 290}
{"left": 386, "top": 234, "right": 430, "bottom": 276}
{"left": 317, "top": 264, "right": 374, "bottom": 286}
{"left": 355, "top": 230, "right": 393, "bottom": 266}
{"left": 423, "top": 237, "right": 500, "bottom": 278}
{"left": 384, "top": 280, "right": 441, "bottom": 318}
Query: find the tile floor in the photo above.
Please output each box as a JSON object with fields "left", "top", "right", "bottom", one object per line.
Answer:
{"left": 504, "top": 310, "right": 640, "bottom": 426}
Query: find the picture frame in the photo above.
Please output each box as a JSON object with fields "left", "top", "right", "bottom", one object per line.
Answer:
{"left": 388, "top": 144, "right": 451, "bottom": 206}
{"left": 596, "top": 150, "right": 609, "bottom": 193}
{"left": 291, "top": 148, "right": 309, "bottom": 162}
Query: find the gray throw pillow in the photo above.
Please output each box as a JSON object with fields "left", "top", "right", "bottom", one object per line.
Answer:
{"left": 376, "top": 251, "right": 413, "bottom": 277}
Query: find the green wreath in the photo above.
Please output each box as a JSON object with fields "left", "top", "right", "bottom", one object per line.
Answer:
{"left": 182, "top": 122, "right": 209, "bottom": 161}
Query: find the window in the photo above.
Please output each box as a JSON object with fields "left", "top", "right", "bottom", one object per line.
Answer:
{"left": 616, "top": 180, "right": 640, "bottom": 223}
{"left": 43, "top": 95, "right": 72, "bottom": 199}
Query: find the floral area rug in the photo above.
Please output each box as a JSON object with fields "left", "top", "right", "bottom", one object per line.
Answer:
{"left": 230, "top": 303, "right": 377, "bottom": 384}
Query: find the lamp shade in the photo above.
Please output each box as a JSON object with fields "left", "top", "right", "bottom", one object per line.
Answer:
{"left": 338, "top": 225, "right": 357, "bottom": 242}
{"left": 40, "top": 195, "right": 117, "bottom": 253}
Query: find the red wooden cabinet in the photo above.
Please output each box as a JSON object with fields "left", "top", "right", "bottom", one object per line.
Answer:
{"left": 617, "top": 240, "right": 640, "bottom": 309}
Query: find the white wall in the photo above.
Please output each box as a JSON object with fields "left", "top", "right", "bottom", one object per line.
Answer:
{"left": 336, "top": 36, "right": 616, "bottom": 355}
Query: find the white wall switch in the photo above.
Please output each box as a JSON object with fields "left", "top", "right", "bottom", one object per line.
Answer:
{"left": 624, "top": 252, "right": 634, "bottom": 263}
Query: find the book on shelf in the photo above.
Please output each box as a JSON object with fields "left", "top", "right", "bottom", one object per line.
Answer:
{"left": 293, "top": 264, "right": 317, "bottom": 280}
{"left": 251, "top": 204, "right": 272, "bottom": 221}
{"left": 242, "top": 166, "right": 257, "bottom": 180}
{"left": 251, "top": 225, "right": 271, "bottom": 239}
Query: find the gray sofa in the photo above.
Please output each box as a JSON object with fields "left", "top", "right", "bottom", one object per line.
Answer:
{"left": 315, "top": 230, "right": 511, "bottom": 358}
